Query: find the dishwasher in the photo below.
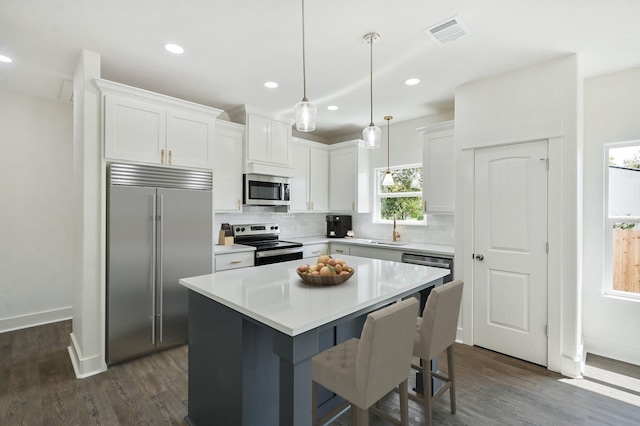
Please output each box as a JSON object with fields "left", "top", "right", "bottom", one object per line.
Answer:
{"left": 401, "top": 252, "right": 453, "bottom": 283}
{"left": 401, "top": 252, "right": 454, "bottom": 396}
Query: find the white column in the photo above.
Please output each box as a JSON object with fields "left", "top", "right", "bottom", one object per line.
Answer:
{"left": 68, "top": 49, "right": 106, "bottom": 378}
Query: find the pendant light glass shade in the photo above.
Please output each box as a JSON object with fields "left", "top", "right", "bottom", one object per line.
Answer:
{"left": 382, "top": 171, "right": 395, "bottom": 186}
{"left": 363, "top": 33, "right": 381, "bottom": 149}
{"left": 295, "top": 0, "right": 316, "bottom": 132}
{"left": 363, "top": 124, "right": 381, "bottom": 149}
{"left": 382, "top": 115, "right": 395, "bottom": 186}
{"left": 295, "top": 99, "right": 316, "bottom": 132}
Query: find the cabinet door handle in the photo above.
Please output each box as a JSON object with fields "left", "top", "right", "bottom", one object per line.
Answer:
{"left": 311, "top": 201, "right": 314, "bottom": 210}
{"left": 237, "top": 199, "right": 241, "bottom": 210}
{"left": 335, "top": 249, "right": 345, "bottom": 253}
{"left": 161, "top": 149, "right": 165, "bottom": 164}
{"left": 230, "top": 260, "right": 242, "bottom": 264}
{"left": 352, "top": 202, "right": 355, "bottom": 211}
{"left": 423, "top": 200, "right": 428, "bottom": 211}
{"left": 169, "top": 150, "right": 173, "bottom": 165}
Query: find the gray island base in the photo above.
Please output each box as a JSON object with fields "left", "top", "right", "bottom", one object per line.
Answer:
{"left": 179, "top": 255, "right": 448, "bottom": 426}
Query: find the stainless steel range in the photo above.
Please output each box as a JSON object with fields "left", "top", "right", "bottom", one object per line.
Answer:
{"left": 232, "top": 223, "right": 303, "bottom": 266}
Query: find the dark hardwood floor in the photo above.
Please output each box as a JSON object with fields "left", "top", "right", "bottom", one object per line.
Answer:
{"left": 1, "top": 321, "right": 638, "bottom": 425}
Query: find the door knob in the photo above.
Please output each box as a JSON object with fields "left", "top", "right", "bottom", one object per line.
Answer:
{"left": 475, "top": 254, "right": 484, "bottom": 261}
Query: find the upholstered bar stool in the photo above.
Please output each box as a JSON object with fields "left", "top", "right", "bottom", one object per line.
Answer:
{"left": 311, "top": 298, "right": 419, "bottom": 426}
{"left": 410, "top": 279, "right": 464, "bottom": 425}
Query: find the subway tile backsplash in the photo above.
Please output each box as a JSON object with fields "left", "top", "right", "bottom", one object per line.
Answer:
{"left": 215, "top": 207, "right": 454, "bottom": 246}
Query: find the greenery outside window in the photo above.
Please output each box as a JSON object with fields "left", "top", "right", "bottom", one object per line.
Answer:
{"left": 605, "top": 142, "right": 640, "bottom": 297}
{"left": 374, "top": 164, "right": 425, "bottom": 224}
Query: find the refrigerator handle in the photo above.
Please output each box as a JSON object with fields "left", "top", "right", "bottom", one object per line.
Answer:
{"left": 158, "top": 193, "right": 164, "bottom": 343}
{"left": 151, "top": 193, "right": 157, "bottom": 346}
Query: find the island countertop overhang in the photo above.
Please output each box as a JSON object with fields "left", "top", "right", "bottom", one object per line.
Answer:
{"left": 179, "top": 254, "right": 448, "bottom": 337}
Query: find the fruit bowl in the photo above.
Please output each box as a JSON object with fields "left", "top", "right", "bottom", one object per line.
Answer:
{"left": 297, "top": 270, "right": 355, "bottom": 286}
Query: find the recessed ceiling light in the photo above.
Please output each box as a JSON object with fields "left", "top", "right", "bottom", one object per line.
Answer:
{"left": 327, "top": 105, "right": 338, "bottom": 111}
{"left": 405, "top": 78, "right": 420, "bottom": 86}
{"left": 164, "top": 44, "right": 184, "bottom": 54}
{"left": 0, "top": 54, "right": 13, "bottom": 63}
{"left": 264, "top": 81, "right": 278, "bottom": 88}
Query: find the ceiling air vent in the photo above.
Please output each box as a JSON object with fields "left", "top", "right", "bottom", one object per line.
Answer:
{"left": 424, "top": 16, "right": 470, "bottom": 45}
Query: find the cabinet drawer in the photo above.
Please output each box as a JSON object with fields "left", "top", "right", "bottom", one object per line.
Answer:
{"left": 330, "top": 243, "right": 350, "bottom": 256}
{"left": 303, "top": 243, "right": 329, "bottom": 259}
{"left": 215, "top": 251, "right": 255, "bottom": 272}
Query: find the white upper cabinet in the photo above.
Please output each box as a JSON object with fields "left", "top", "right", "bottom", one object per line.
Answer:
{"left": 167, "top": 109, "right": 216, "bottom": 169}
{"left": 226, "top": 104, "right": 295, "bottom": 176}
{"left": 214, "top": 120, "right": 244, "bottom": 212}
{"left": 290, "top": 139, "right": 329, "bottom": 212}
{"left": 418, "top": 120, "right": 455, "bottom": 214}
{"left": 97, "top": 79, "right": 222, "bottom": 169}
{"left": 329, "top": 140, "right": 370, "bottom": 213}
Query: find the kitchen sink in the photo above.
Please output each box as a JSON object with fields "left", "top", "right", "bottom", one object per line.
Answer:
{"left": 369, "top": 241, "right": 408, "bottom": 246}
{"left": 351, "top": 239, "right": 408, "bottom": 246}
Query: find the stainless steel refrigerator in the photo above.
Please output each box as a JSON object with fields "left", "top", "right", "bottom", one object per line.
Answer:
{"left": 106, "top": 162, "right": 213, "bottom": 365}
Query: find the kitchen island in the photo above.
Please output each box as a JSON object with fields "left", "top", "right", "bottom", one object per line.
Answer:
{"left": 179, "top": 254, "right": 448, "bottom": 426}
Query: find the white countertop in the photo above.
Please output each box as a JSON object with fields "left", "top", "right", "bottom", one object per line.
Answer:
{"left": 180, "top": 254, "right": 448, "bottom": 337}
{"left": 288, "top": 236, "right": 454, "bottom": 257}
{"left": 213, "top": 243, "right": 256, "bottom": 254}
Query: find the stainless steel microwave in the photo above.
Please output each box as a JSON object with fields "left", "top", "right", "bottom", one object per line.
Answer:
{"left": 243, "top": 174, "right": 291, "bottom": 206}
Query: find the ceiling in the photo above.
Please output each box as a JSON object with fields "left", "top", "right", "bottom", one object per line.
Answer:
{"left": 2, "top": 0, "right": 640, "bottom": 140}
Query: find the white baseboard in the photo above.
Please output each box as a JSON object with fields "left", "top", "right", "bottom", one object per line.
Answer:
{"left": 584, "top": 336, "right": 640, "bottom": 367}
{"left": 560, "top": 340, "right": 584, "bottom": 379}
{"left": 68, "top": 332, "right": 107, "bottom": 378}
{"left": 0, "top": 307, "right": 73, "bottom": 333}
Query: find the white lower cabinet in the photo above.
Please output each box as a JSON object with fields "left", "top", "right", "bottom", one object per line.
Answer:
{"left": 215, "top": 251, "right": 254, "bottom": 272}
{"left": 349, "top": 246, "right": 402, "bottom": 262}
{"left": 302, "top": 243, "right": 329, "bottom": 259}
{"left": 330, "top": 243, "right": 350, "bottom": 256}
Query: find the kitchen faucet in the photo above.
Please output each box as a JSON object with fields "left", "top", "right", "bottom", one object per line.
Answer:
{"left": 393, "top": 215, "right": 400, "bottom": 242}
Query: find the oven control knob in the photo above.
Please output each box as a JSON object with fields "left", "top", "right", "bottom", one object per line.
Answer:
{"left": 272, "top": 226, "right": 278, "bottom": 230}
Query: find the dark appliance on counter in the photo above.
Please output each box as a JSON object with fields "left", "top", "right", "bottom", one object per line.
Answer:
{"left": 106, "top": 163, "right": 213, "bottom": 365}
{"left": 232, "top": 223, "right": 303, "bottom": 266}
{"left": 243, "top": 173, "right": 291, "bottom": 207}
{"left": 326, "top": 215, "right": 352, "bottom": 238}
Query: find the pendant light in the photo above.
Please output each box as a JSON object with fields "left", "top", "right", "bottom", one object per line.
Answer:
{"left": 294, "top": 0, "right": 316, "bottom": 132}
{"left": 363, "top": 32, "right": 381, "bottom": 149}
{"left": 382, "top": 116, "right": 395, "bottom": 186}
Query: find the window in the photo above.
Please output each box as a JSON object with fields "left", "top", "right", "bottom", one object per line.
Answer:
{"left": 374, "top": 164, "right": 425, "bottom": 224}
{"left": 605, "top": 142, "right": 640, "bottom": 297}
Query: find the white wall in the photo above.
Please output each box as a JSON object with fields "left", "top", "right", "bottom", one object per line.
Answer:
{"left": 583, "top": 66, "right": 640, "bottom": 366}
{"left": 455, "top": 55, "right": 583, "bottom": 376}
{"left": 0, "top": 90, "right": 74, "bottom": 331}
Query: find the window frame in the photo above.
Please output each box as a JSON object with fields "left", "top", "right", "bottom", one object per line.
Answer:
{"left": 604, "top": 141, "right": 640, "bottom": 299}
{"left": 373, "top": 163, "right": 426, "bottom": 226}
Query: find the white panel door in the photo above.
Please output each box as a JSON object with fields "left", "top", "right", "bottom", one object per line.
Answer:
{"left": 473, "top": 140, "right": 548, "bottom": 366}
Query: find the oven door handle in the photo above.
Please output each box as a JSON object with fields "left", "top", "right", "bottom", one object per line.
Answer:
{"left": 255, "top": 247, "right": 304, "bottom": 258}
